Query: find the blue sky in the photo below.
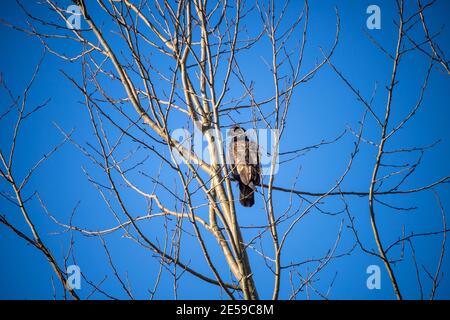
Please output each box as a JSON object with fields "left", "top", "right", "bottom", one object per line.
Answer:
{"left": 0, "top": 0, "right": 449, "bottom": 300}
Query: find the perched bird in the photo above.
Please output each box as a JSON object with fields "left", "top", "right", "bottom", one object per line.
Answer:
{"left": 228, "top": 126, "right": 260, "bottom": 207}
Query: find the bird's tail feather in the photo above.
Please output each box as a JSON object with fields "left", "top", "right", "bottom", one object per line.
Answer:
{"left": 239, "top": 182, "right": 255, "bottom": 207}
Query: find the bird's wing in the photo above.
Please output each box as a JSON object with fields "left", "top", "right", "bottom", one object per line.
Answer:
{"left": 231, "top": 137, "right": 251, "bottom": 185}
{"left": 237, "top": 164, "right": 252, "bottom": 185}
{"left": 248, "top": 140, "right": 260, "bottom": 185}
{"left": 247, "top": 140, "right": 259, "bottom": 166}
{"left": 229, "top": 137, "right": 242, "bottom": 179}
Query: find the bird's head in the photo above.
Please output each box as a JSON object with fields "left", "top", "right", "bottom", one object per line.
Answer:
{"left": 228, "top": 126, "right": 246, "bottom": 138}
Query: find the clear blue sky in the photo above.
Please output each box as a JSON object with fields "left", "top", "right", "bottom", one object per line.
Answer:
{"left": 0, "top": 0, "right": 449, "bottom": 299}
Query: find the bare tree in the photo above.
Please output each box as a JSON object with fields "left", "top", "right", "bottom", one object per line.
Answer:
{"left": 0, "top": 0, "right": 449, "bottom": 300}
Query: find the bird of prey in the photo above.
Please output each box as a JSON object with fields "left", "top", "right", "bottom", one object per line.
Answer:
{"left": 228, "top": 126, "right": 260, "bottom": 207}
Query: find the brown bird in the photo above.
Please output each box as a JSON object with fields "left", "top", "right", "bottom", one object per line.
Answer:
{"left": 228, "top": 126, "right": 260, "bottom": 207}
